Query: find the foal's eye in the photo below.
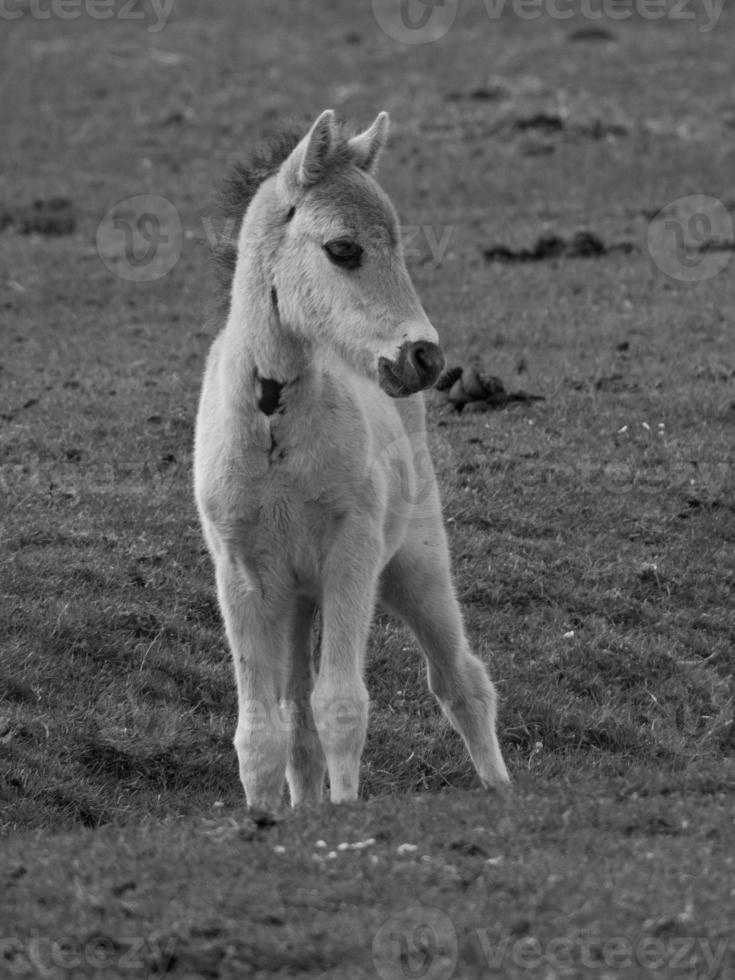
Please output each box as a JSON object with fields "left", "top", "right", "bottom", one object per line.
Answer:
{"left": 324, "top": 239, "right": 363, "bottom": 269}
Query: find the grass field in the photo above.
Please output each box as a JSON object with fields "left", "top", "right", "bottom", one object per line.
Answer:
{"left": 1, "top": 1, "right": 734, "bottom": 977}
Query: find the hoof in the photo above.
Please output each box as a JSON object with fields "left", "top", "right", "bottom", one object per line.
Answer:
{"left": 247, "top": 806, "right": 281, "bottom": 827}
{"left": 482, "top": 775, "right": 512, "bottom": 799}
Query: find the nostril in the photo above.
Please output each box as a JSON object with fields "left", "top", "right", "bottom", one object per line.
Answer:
{"left": 407, "top": 341, "right": 444, "bottom": 382}
{"left": 411, "top": 343, "right": 430, "bottom": 372}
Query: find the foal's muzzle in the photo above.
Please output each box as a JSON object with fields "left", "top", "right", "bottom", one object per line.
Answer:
{"left": 378, "top": 340, "right": 445, "bottom": 398}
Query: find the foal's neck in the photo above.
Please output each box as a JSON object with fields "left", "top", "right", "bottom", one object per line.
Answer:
{"left": 225, "top": 248, "right": 311, "bottom": 396}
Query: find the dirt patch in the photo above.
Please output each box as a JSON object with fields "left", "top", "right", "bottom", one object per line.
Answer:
{"left": 434, "top": 365, "right": 544, "bottom": 413}
{"left": 483, "top": 230, "right": 635, "bottom": 263}
{"left": 567, "top": 26, "right": 617, "bottom": 42}
{"left": 0, "top": 197, "right": 76, "bottom": 236}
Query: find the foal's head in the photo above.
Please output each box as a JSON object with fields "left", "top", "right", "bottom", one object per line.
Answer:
{"left": 243, "top": 110, "right": 444, "bottom": 397}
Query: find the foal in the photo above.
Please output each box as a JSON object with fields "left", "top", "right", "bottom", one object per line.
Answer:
{"left": 194, "top": 110, "right": 509, "bottom": 810}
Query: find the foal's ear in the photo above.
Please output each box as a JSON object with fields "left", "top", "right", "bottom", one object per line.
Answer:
{"left": 348, "top": 111, "right": 390, "bottom": 175}
{"left": 281, "top": 109, "right": 336, "bottom": 192}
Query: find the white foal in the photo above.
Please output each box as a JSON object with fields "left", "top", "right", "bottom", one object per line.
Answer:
{"left": 194, "top": 109, "right": 509, "bottom": 810}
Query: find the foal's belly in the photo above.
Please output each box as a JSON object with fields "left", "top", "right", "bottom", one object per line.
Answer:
{"left": 249, "top": 474, "right": 385, "bottom": 587}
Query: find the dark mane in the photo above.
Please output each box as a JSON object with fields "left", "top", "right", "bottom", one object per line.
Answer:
{"left": 210, "top": 128, "right": 301, "bottom": 312}
{"left": 209, "top": 121, "right": 354, "bottom": 316}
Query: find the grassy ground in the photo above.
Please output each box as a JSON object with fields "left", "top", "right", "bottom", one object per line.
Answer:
{"left": 1, "top": 1, "right": 734, "bottom": 977}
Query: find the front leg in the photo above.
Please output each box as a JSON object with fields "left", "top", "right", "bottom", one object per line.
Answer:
{"left": 214, "top": 550, "right": 291, "bottom": 812}
{"left": 311, "top": 525, "right": 382, "bottom": 803}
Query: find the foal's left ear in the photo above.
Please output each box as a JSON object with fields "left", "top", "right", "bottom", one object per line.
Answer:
{"left": 348, "top": 111, "right": 390, "bottom": 175}
{"left": 280, "top": 109, "right": 337, "bottom": 194}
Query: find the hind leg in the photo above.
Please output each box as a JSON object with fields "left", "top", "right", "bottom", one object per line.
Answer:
{"left": 380, "top": 528, "right": 509, "bottom": 791}
{"left": 285, "top": 599, "right": 326, "bottom": 806}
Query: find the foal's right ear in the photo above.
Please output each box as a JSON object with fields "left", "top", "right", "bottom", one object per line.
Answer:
{"left": 280, "top": 109, "right": 336, "bottom": 194}
{"left": 348, "top": 112, "right": 390, "bottom": 175}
